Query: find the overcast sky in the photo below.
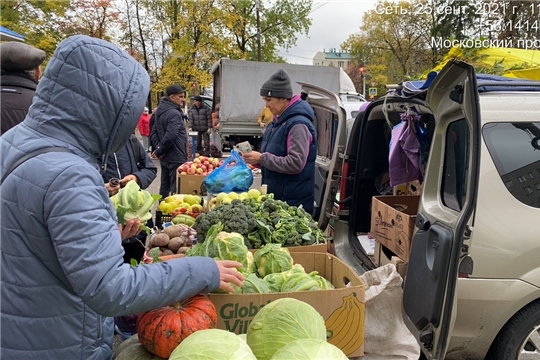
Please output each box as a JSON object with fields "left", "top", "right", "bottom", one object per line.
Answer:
{"left": 278, "top": 0, "right": 378, "bottom": 65}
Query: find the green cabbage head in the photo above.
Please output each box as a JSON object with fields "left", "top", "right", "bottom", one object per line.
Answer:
{"left": 247, "top": 298, "right": 326, "bottom": 360}
{"left": 169, "top": 329, "right": 256, "bottom": 360}
{"left": 240, "top": 273, "right": 270, "bottom": 293}
{"left": 262, "top": 264, "right": 305, "bottom": 292}
{"left": 270, "top": 339, "right": 348, "bottom": 360}
{"left": 280, "top": 270, "right": 336, "bottom": 292}
{"left": 253, "top": 243, "right": 293, "bottom": 277}
{"left": 186, "top": 222, "right": 249, "bottom": 272}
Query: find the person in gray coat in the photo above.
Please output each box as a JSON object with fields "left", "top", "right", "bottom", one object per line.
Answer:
{"left": 0, "top": 35, "right": 244, "bottom": 360}
{"left": 188, "top": 95, "right": 212, "bottom": 156}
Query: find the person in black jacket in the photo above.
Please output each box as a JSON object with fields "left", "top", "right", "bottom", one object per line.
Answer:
{"left": 99, "top": 134, "right": 158, "bottom": 263}
{"left": 0, "top": 42, "right": 46, "bottom": 135}
{"left": 150, "top": 84, "right": 188, "bottom": 198}
{"left": 188, "top": 95, "right": 212, "bottom": 156}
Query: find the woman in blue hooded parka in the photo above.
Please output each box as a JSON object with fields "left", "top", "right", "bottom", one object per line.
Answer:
{"left": 0, "top": 35, "right": 244, "bottom": 360}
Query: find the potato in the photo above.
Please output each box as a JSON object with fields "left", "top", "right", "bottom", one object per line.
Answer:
{"left": 177, "top": 246, "right": 191, "bottom": 254}
{"left": 168, "top": 236, "right": 186, "bottom": 252}
{"left": 151, "top": 233, "right": 170, "bottom": 247}
{"left": 163, "top": 225, "right": 188, "bottom": 239}
{"left": 160, "top": 247, "right": 175, "bottom": 256}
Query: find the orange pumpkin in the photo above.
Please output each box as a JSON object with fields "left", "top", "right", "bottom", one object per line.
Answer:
{"left": 136, "top": 294, "right": 217, "bottom": 358}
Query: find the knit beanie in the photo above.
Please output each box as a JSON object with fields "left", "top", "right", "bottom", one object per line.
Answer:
{"left": 260, "top": 68, "right": 293, "bottom": 99}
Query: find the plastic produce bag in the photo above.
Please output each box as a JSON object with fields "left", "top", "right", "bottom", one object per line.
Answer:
{"left": 388, "top": 112, "right": 423, "bottom": 187}
{"left": 209, "top": 128, "right": 222, "bottom": 158}
{"left": 203, "top": 149, "right": 253, "bottom": 193}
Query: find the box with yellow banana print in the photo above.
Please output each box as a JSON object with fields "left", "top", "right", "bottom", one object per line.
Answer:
{"left": 208, "top": 252, "right": 366, "bottom": 357}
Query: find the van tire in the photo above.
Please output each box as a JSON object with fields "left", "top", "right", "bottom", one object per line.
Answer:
{"left": 485, "top": 300, "right": 540, "bottom": 359}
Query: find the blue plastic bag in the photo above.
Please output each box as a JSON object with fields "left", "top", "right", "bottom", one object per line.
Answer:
{"left": 203, "top": 150, "right": 254, "bottom": 193}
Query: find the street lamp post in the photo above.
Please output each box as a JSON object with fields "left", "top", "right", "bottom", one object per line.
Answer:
{"left": 359, "top": 67, "right": 366, "bottom": 97}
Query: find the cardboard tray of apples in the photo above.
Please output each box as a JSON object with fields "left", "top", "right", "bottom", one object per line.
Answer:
{"left": 177, "top": 154, "right": 225, "bottom": 176}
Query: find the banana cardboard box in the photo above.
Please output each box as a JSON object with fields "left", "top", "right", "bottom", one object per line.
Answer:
{"left": 208, "top": 252, "right": 366, "bottom": 357}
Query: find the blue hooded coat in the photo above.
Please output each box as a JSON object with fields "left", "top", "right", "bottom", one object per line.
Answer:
{"left": 0, "top": 35, "right": 219, "bottom": 359}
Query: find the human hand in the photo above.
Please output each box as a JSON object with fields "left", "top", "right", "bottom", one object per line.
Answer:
{"left": 150, "top": 151, "right": 163, "bottom": 160}
{"left": 119, "top": 219, "right": 141, "bottom": 240}
{"left": 215, "top": 260, "right": 245, "bottom": 292}
{"left": 120, "top": 174, "right": 139, "bottom": 186}
{"left": 241, "top": 151, "right": 262, "bottom": 165}
{"left": 259, "top": 122, "right": 265, "bottom": 128}
{"left": 207, "top": 128, "right": 212, "bottom": 134}
{"left": 105, "top": 182, "right": 120, "bottom": 196}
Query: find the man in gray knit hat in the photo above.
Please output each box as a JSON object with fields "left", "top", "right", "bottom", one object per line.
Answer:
{"left": 242, "top": 68, "right": 318, "bottom": 215}
{"left": 1, "top": 42, "right": 46, "bottom": 135}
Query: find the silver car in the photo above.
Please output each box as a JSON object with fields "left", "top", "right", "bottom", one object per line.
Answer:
{"left": 308, "top": 60, "right": 540, "bottom": 360}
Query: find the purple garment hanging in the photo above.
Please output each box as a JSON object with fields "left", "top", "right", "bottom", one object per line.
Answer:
{"left": 388, "top": 112, "right": 423, "bottom": 187}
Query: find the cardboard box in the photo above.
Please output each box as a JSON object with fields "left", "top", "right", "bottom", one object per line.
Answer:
{"left": 176, "top": 174, "right": 206, "bottom": 195}
{"left": 392, "top": 256, "right": 408, "bottom": 281}
{"left": 373, "top": 240, "right": 393, "bottom": 267}
{"left": 393, "top": 180, "right": 422, "bottom": 196}
{"left": 371, "top": 195, "right": 419, "bottom": 261}
{"left": 374, "top": 241, "right": 408, "bottom": 280}
{"left": 209, "top": 252, "right": 365, "bottom": 357}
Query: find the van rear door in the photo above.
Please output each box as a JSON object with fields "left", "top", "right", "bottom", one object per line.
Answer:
{"left": 298, "top": 82, "right": 348, "bottom": 229}
{"left": 402, "top": 60, "right": 481, "bottom": 358}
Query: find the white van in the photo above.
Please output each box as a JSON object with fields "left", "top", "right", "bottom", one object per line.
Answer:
{"left": 307, "top": 60, "right": 540, "bottom": 359}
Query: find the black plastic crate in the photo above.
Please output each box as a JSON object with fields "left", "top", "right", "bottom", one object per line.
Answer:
{"left": 155, "top": 211, "right": 172, "bottom": 228}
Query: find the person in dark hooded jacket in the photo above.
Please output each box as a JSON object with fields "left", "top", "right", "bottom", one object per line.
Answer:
{"left": 242, "top": 68, "right": 318, "bottom": 214}
{"left": 150, "top": 84, "right": 188, "bottom": 199}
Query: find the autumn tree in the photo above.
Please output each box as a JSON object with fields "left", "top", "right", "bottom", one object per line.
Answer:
{"left": 342, "top": 0, "right": 434, "bottom": 83}
{"left": 221, "top": 0, "right": 313, "bottom": 62}
{"left": 486, "top": 1, "right": 540, "bottom": 43}
{"left": 61, "top": 0, "right": 122, "bottom": 41}
{"left": 0, "top": 0, "right": 71, "bottom": 56}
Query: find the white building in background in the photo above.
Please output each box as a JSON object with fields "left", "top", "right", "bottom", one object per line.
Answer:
{"left": 313, "top": 48, "right": 352, "bottom": 68}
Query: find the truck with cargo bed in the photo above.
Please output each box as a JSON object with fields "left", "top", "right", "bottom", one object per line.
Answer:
{"left": 210, "top": 59, "right": 364, "bottom": 150}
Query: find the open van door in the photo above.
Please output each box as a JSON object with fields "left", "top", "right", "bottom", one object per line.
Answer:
{"left": 297, "top": 82, "right": 348, "bottom": 229}
{"left": 402, "top": 60, "right": 481, "bottom": 359}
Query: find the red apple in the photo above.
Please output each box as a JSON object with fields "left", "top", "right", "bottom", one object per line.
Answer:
{"left": 201, "top": 165, "right": 207, "bottom": 172}
{"left": 180, "top": 171, "right": 187, "bottom": 175}
{"left": 187, "top": 167, "right": 196, "bottom": 175}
